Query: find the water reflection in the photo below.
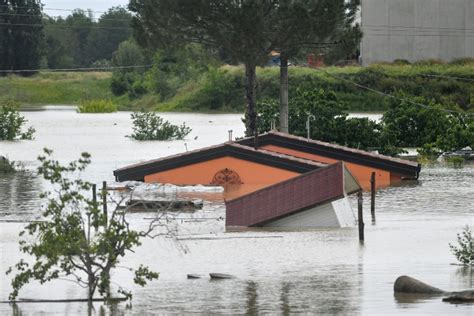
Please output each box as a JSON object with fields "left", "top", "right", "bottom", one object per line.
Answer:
{"left": 394, "top": 292, "right": 442, "bottom": 304}
{"left": 0, "top": 171, "right": 41, "bottom": 221}
{"left": 280, "top": 282, "right": 291, "bottom": 315}
{"left": 245, "top": 281, "right": 258, "bottom": 315}
{"left": 454, "top": 267, "right": 474, "bottom": 290}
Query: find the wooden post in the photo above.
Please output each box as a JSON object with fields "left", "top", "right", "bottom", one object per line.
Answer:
{"left": 358, "top": 191, "right": 364, "bottom": 241}
{"left": 102, "top": 181, "right": 107, "bottom": 227}
{"left": 370, "top": 172, "right": 376, "bottom": 219}
{"left": 92, "top": 184, "right": 97, "bottom": 205}
{"left": 92, "top": 184, "right": 97, "bottom": 232}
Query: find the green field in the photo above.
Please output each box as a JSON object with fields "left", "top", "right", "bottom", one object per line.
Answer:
{"left": 1, "top": 62, "right": 473, "bottom": 112}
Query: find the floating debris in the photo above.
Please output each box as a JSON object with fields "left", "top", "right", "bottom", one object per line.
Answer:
{"left": 125, "top": 199, "right": 203, "bottom": 213}
{"left": 209, "top": 273, "right": 234, "bottom": 280}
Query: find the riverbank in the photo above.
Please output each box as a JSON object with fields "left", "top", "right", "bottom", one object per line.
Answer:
{"left": 1, "top": 62, "right": 473, "bottom": 112}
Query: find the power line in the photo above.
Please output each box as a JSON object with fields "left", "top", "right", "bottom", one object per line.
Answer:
{"left": 0, "top": 12, "right": 131, "bottom": 22}
{"left": 311, "top": 66, "right": 474, "bottom": 116}
{"left": 0, "top": 22, "right": 131, "bottom": 30}
{"left": 0, "top": 4, "right": 109, "bottom": 14}
{"left": 362, "top": 32, "right": 474, "bottom": 38}
{"left": 363, "top": 24, "right": 474, "bottom": 32}
{"left": 0, "top": 64, "right": 153, "bottom": 73}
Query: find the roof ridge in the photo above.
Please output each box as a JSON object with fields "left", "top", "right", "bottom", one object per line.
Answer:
{"left": 267, "top": 131, "right": 419, "bottom": 167}
{"left": 228, "top": 142, "right": 328, "bottom": 167}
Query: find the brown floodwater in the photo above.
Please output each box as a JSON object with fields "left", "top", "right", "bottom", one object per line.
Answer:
{"left": 0, "top": 108, "right": 473, "bottom": 315}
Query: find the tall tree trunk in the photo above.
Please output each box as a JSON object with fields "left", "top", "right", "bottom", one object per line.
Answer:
{"left": 244, "top": 62, "right": 257, "bottom": 137}
{"left": 279, "top": 53, "right": 289, "bottom": 133}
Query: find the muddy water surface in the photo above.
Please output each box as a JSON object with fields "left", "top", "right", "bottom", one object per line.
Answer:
{"left": 0, "top": 108, "right": 473, "bottom": 315}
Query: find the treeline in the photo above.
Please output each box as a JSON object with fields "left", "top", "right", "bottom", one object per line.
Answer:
{"left": 43, "top": 7, "right": 132, "bottom": 69}
{"left": 0, "top": 1, "right": 132, "bottom": 73}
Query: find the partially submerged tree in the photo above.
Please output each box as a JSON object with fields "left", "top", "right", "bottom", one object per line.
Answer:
{"left": 129, "top": 111, "right": 191, "bottom": 141}
{"left": 6, "top": 149, "right": 168, "bottom": 303}
{"left": 0, "top": 99, "right": 35, "bottom": 140}
{"left": 450, "top": 226, "right": 474, "bottom": 266}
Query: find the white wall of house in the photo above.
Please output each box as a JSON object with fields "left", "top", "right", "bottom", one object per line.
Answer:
{"left": 263, "top": 198, "right": 356, "bottom": 228}
{"left": 360, "top": 0, "right": 474, "bottom": 65}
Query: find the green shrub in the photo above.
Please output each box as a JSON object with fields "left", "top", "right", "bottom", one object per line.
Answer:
{"left": 445, "top": 156, "right": 465, "bottom": 168}
{"left": 129, "top": 111, "right": 191, "bottom": 141}
{"left": 0, "top": 99, "right": 35, "bottom": 140}
{"left": 450, "top": 226, "right": 474, "bottom": 266}
{"left": 0, "top": 156, "right": 16, "bottom": 173}
{"left": 77, "top": 99, "right": 118, "bottom": 113}
{"left": 255, "top": 89, "right": 383, "bottom": 151}
{"left": 417, "top": 143, "right": 441, "bottom": 163}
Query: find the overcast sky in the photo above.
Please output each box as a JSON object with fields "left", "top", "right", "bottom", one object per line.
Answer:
{"left": 42, "top": 0, "right": 129, "bottom": 17}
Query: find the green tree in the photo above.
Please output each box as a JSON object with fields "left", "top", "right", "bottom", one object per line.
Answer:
{"left": 449, "top": 226, "right": 474, "bottom": 266}
{"left": 86, "top": 7, "right": 133, "bottom": 64}
{"left": 256, "top": 89, "right": 381, "bottom": 150}
{"left": 65, "top": 9, "right": 95, "bottom": 67}
{"left": 129, "top": 0, "right": 281, "bottom": 136}
{"left": 381, "top": 93, "right": 453, "bottom": 148}
{"left": 0, "top": 0, "right": 44, "bottom": 75}
{"left": 110, "top": 40, "right": 147, "bottom": 97}
{"left": 271, "top": 1, "right": 361, "bottom": 133}
{"left": 6, "top": 149, "right": 163, "bottom": 303}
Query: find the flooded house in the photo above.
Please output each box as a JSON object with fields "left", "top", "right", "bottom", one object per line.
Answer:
{"left": 114, "top": 133, "right": 420, "bottom": 229}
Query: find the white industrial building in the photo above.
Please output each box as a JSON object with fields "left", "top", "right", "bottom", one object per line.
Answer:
{"left": 360, "top": 0, "right": 474, "bottom": 65}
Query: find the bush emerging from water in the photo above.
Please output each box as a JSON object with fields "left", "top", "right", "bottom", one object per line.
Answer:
{"left": 0, "top": 156, "right": 16, "bottom": 173}
{"left": 77, "top": 99, "right": 118, "bottom": 113}
{"left": 450, "top": 226, "right": 474, "bottom": 266}
{"left": 129, "top": 111, "right": 191, "bottom": 141}
{"left": 0, "top": 99, "right": 35, "bottom": 140}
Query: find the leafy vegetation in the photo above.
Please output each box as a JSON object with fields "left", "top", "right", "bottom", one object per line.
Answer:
{"left": 0, "top": 156, "right": 16, "bottom": 173}
{"left": 255, "top": 89, "right": 386, "bottom": 153}
{"left": 0, "top": 0, "right": 43, "bottom": 76}
{"left": 43, "top": 7, "right": 132, "bottom": 69}
{"left": 0, "top": 100, "right": 35, "bottom": 140}
{"left": 130, "top": 0, "right": 361, "bottom": 136}
{"left": 3, "top": 62, "right": 474, "bottom": 114}
{"left": 449, "top": 226, "right": 474, "bottom": 266}
{"left": 129, "top": 111, "right": 191, "bottom": 141}
{"left": 256, "top": 89, "right": 474, "bottom": 156}
{"left": 120, "top": 63, "right": 474, "bottom": 113}
{"left": 6, "top": 149, "right": 160, "bottom": 303}
{"left": 78, "top": 99, "right": 118, "bottom": 113}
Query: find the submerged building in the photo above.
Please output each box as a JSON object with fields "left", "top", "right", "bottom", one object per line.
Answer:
{"left": 114, "top": 133, "right": 420, "bottom": 229}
